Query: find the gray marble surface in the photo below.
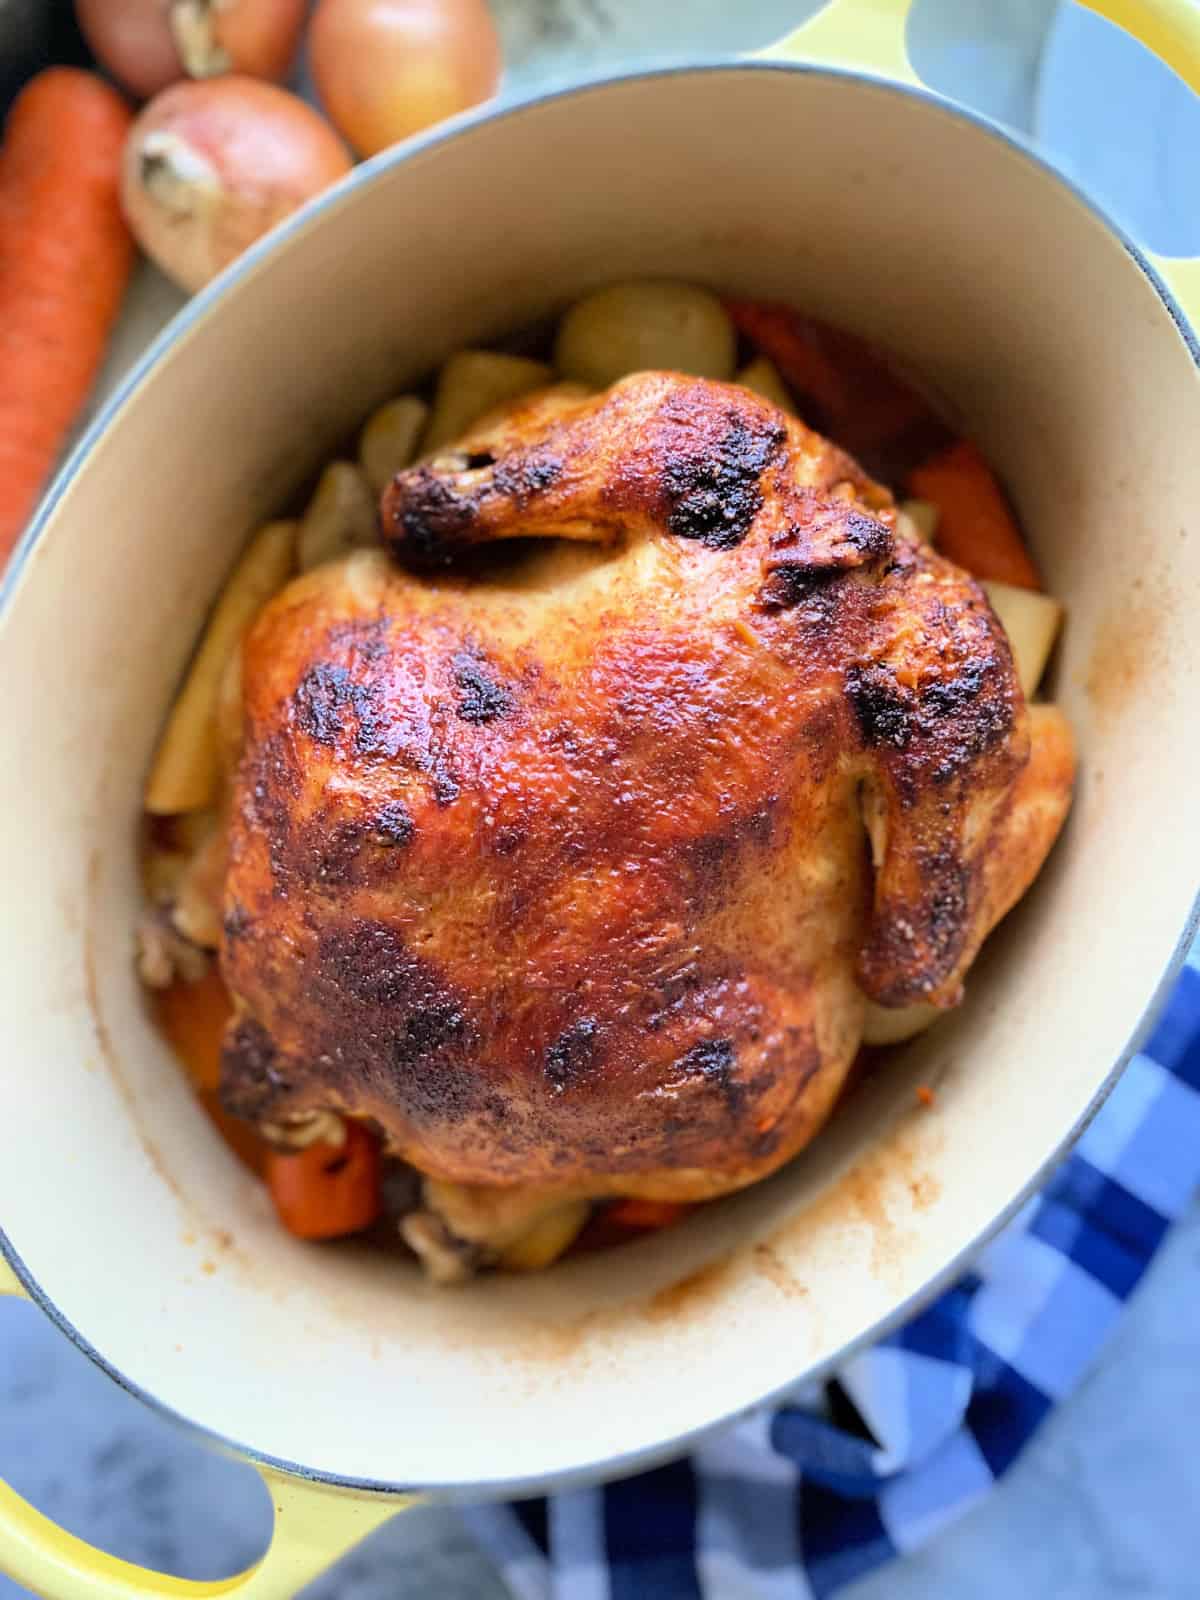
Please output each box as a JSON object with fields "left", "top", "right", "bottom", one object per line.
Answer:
{"left": 4, "top": 2, "right": 1200, "bottom": 1596}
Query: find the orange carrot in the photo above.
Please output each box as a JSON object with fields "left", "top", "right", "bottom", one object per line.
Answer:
{"left": 154, "top": 968, "right": 231, "bottom": 1095}
{"left": 153, "top": 970, "right": 266, "bottom": 1173}
{"left": 200, "top": 1087, "right": 269, "bottom": 1175}
{"left": 907, "top": 440, "right": 1040, "bottom": 589}
{"left": 0, "top": 69, "right": 134, "bottom": 560}
{"left": 726, "top": 298, "right": 851, "bottom": 420}
{"left": 725, "top": 298, "right": 937, "bottom": 475}
{"left": 604, "top": 1198, "right": 693, "bottom": 1233}
{"left": 266, "top": 1121, "right": 382, "bottom": 1240}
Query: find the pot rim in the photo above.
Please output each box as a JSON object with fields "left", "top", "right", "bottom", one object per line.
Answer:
{"left": 2, "top": 55, "right": 1197, "bottom": 1503}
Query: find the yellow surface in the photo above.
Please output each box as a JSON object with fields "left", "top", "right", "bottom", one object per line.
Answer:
{"left": 0, "top": 1464, "right": 408, "bottom": 1599}
{"left": 762, "top": 0, "right": 920, "bottom": 85}
{"left": 767, "top": 0, "right": 1200, "bottom": 336}
{"left": 768, "top": 0, "right": 1200, "bottom": 97}
{"left": 1150, "top": 253, "right": 1200, "bottom": 328}
{"left": 1080, "top": 0, "right": 1200, "bottom": 96}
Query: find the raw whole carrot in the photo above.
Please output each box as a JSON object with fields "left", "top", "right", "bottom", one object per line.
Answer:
{"left": 907, "top": 439, "right": 1041, "bottom": 589}
{"left": 0, "top": 69, "right": 134, "bottom": 561}
{"left": 266, "top": 1121, "right": 382, "bottom": 1240}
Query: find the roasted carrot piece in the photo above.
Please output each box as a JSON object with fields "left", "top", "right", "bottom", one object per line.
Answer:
{"left": 0, "top": 70, "right": 135, "bottom": 560}
{"left": 732, "top": 298, "right": 1039, "bottom": 586}
{"left": 569, "top": 1198, "right": 696, "bottom": 1254}
{"left": 198, "top": 1089, "right": 268, "bottom": 1175}
{"left": 153, "top": 970, "right": 266, "bottom": 1173}
{"left": 725, "top": 299, "right": 851, "bottom": 420}
{"left": 604, "top": 1198, "right": 693, "bottom": 1233}
{"left": 724, "top": 298, "right": 937, "bottom": 475}
{"left": 907, "top": 439, "right": 1040, "bottom": 589}
{"left": 154, "top": 968, "right": 231, "bottom": 1096}
{"left": 266, "top": 1122, "right": 382, "bottom": 1240}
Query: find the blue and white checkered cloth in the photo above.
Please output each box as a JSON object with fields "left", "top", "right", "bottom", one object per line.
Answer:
{"left": 464, "top": 941, "right": 1200, "bottom": 1598}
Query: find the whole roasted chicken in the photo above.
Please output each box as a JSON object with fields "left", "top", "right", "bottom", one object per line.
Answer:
{"left": 218, "top": 372, "right": 1073, "bottom": 1247}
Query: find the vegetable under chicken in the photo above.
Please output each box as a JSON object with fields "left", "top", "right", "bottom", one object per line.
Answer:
{"left": 211, "top": 372, "right": 1074, "bottom": 1228}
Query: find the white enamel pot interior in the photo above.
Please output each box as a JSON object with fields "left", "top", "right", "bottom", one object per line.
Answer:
{"left": 1, "top": 59, "right": 1198, "bottom": 1499}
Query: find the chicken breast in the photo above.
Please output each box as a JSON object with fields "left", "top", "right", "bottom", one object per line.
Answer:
{"left": 218, "top": 373, "right": 1073, "bottom": 1201}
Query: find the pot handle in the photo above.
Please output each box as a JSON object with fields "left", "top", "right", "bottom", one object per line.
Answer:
{"left": 763, "top": 0, "right": 1200, "bottom": 327}
{"left": 0, "top": 1265, "right": 408, "bottom": 1599}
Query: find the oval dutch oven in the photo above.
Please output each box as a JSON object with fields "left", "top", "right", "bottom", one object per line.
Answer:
{"left": 1, "top": 1, "right": 1199, "bottom": 1593}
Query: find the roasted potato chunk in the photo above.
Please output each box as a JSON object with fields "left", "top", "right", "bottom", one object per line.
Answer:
{"left": 555, "top": 280, "right": 735, "bottom": 387}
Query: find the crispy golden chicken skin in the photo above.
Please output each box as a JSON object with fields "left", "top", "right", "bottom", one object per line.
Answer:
{"left": 219, "top": 373, "right": 1073, "bottom": 1201}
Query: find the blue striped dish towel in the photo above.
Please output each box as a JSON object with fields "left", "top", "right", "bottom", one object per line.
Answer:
{"left": 462, "top": 938, "right": 1200, "bottom": 1597}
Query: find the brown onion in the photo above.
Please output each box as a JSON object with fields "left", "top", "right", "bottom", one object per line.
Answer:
{"left": 309, "top": 0, "right": 501, "bottom": 156}
{"left": 121, "top": 77, "right": 353, "bottom": 292}
{"left": 76, "top": 0, "right": 307, "bottom": 99}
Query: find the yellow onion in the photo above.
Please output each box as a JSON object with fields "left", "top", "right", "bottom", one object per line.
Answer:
{"left": 121, "top": 76, "right": 352, "bottom": 292}
{"left": 309, "top": 0, "right": 501, "bottom": 156}
{"left": 76, "top": 0, "right": 308, "bottom": 99}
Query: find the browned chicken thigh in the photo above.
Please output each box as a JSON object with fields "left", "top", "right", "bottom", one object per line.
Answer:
{"left": 219, "top": 373, "right": 1073, "bottom": 1208}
